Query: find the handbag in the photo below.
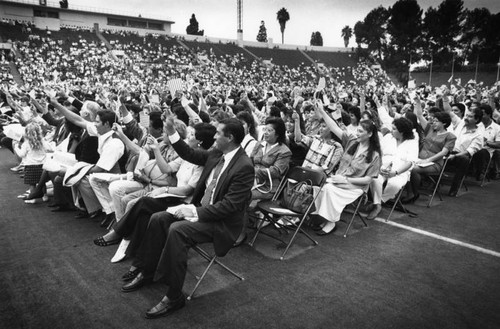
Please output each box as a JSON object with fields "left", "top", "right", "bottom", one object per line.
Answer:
{"left": 280, "top": 179, "right": 315, "bottom": 214}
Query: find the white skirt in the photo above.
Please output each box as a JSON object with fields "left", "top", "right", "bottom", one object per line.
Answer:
{"left": 313, "top": 183, "right": 363, "bottom": 223}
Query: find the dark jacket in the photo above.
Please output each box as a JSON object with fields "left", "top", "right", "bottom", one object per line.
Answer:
{"left": 171, "top": 138, "right": 254, "bottom": 256}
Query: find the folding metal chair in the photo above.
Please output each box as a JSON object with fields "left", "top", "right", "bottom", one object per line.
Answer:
{"left": 384, "top": 184, "right": 417, "bottom": 222}
{"left": 343, "top": 192, "right": 368, "bottom": 237}
{"left": 480, "top": 153, "right": 493, "bottom": 187}
{"left": 427, "top": 155, "right": 471, "bottom": 207}
{"left": 248, "top": 166, "right": 327, "bottom": 260}
{"left": 187, "top": 244, "right": 244, "bottom": 300}
{"left": 426, "top": 156, "right": 450, "bottom": 208}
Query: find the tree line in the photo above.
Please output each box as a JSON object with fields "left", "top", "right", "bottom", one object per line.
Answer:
{"left": 353, "top": 0, "right": 500, "bottom": 77}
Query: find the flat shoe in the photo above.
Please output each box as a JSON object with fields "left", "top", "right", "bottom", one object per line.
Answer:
{"left": 93, "top": 236, "right": 121, "bottom": 247}
{"left": 111, "top": 239, "right": 130, "bottom": 263}
{"left": 24, "top": 198, "right": 43, "bottom": 204}
{"left": 311, "top": 224, "right": 325, "bottom": 231}
{"left": 316, "top": 226, "right": 337, "bottom": 236}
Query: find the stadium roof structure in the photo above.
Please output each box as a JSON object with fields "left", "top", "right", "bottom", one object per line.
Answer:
{"left": 0, "top": 0, "right": 175, "bottom": 34}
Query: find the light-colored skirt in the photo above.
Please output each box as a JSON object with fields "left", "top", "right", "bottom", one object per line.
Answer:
{"left": 313, "top": 183, "right": 363, "bottom": 223}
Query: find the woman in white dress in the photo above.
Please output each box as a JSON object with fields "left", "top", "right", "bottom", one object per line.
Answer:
{"left": 366, "top": 117, "right": 419, "bottom": 219}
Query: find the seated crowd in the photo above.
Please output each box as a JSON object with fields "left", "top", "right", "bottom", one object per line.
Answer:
{"left": 1, "top": 24, "right": 500, "bottom": 320}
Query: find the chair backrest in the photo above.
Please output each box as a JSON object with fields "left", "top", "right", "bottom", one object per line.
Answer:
{"left": 272, "top": 166, "right": 327, "bottom": 202}
{"left": 287, "top": 166, "right": 327, "bottom": 187}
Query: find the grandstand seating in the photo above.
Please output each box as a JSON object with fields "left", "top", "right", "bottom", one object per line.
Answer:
{"left": 245, "top": 46, "right": 308, "bottom": 68}
{"left": 0, "top": 20, "right": 372, "bottom": 89}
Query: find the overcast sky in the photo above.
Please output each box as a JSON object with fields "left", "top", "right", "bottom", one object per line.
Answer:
{"left": 70, "top": 0, "right": 500, "bottom": 47}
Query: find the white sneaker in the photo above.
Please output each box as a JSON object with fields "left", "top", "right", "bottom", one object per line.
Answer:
{"left": 110, "top": 239, "right": 130, "bottom": 263}
{"left": 42, "top": 194, "right": 49, "bottom": 202}
{"left": 10, "top": 164, "right": 24, "bottom": 172}
{"left": 25, "top": 199, "right": 41, "bottom": 204}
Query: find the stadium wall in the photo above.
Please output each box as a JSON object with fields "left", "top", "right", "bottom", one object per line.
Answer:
{"left": 169, "top": 32, "right": 354, "bottom": 53}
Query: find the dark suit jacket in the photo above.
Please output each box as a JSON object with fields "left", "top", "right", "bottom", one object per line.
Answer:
{"left": 42, "top": 111, "right": 68, "bottom": 146}
{"left": 171, "top": 138, "right": 254, "bottom": 256}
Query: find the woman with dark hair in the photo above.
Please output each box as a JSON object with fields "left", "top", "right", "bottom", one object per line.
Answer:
{"left": 93, "top": 122, "right": 217, "bottom": 262}
{"left": 403, "top": 101, "right": 457, "bottom": 203}
{"left": 283, "top": 109, "right": 308, "bottom": 168}
{"left": 367, "top": 117, "right": 418, "bottom": 219}
{"left": 346, "top": 106, "right": 361, "bottom": 136}
{"left": 315, "top": 103, "right": 382, "bottom": 235}
{"left": 249, "top": 116, "right": 291, "bottom": 202}
{"left": 361, "top": 109, "right": 382, "bottom": 131}
{"left": 403, "top": 111, "right": 424, "bottom": 151}
{"left": 236, "top": 111, "right": 258, "bottom": 156}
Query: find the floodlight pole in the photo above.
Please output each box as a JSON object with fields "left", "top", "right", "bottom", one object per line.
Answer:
{"left": 451, "top": 53, "right": 455, "bottom": 80}
{"left": 408, "top": 53, "right": 412, "bottom": 86}
{"left": 237, "top": 0, "right": 243, "bottom": 44}
{"left": 474, "top": 53, "right": 479, "bottom": 82}
{"left": 429, "top": 53, "right": 433, "bottom": 86}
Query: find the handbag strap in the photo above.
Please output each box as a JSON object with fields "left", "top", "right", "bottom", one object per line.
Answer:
{"left": 255, "top": 168, "right": 273, "bottom": 194}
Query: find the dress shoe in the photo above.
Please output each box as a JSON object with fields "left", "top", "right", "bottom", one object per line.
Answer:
{"left": 121, "top": 272, "right": 151, "bottom": 293}
{"left": 47, "top": 202, "right": 60, "bottom": 208}
{"left": 145, "top": 295, "right": 186, "bottom": 319}
{"left": 121, "top": 267, "right": 140, "bottom": 282}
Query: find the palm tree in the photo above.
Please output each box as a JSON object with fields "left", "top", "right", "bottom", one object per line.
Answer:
{"left": 276, "top": 7, "right": 290, "bottom": 44}
{"left": 341, "top": 25, "right": 352, "bottom": 48}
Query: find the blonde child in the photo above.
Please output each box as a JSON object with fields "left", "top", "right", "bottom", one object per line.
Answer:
{"left": 14, "top": 122, "right": 53, "bottom": 202}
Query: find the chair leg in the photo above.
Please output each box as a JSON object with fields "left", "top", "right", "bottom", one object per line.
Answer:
{"left": 386, "top": 188, "right": 404, "bottom": 222}
{"left": 343, "top": 195, "right": 367, "bottom": 238}
{"left": 428, "top": 175, "right": 444, "bottom": 208}
{"left": 279, "top": 215, "right": 318, "bottom": 261}
{"left": 187, "top": 246, "right": 244, "bottom": 300}
{"left": 481, "top": 156, "right": 493, "bottom": 187}
{"left": 248, "top": 214, "right": 267, "bottom": 247}
{"left": 187, "top": 255, "right": 216, "bottom": 301}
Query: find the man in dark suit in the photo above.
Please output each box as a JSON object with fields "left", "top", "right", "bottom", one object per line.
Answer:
{"left": 121, "top": 117, "right": 254, "bottom": 319}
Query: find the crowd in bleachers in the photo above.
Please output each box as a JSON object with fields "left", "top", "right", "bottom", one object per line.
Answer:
{"left": 1, "top": 22, "right": 500, "bottom": 318}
